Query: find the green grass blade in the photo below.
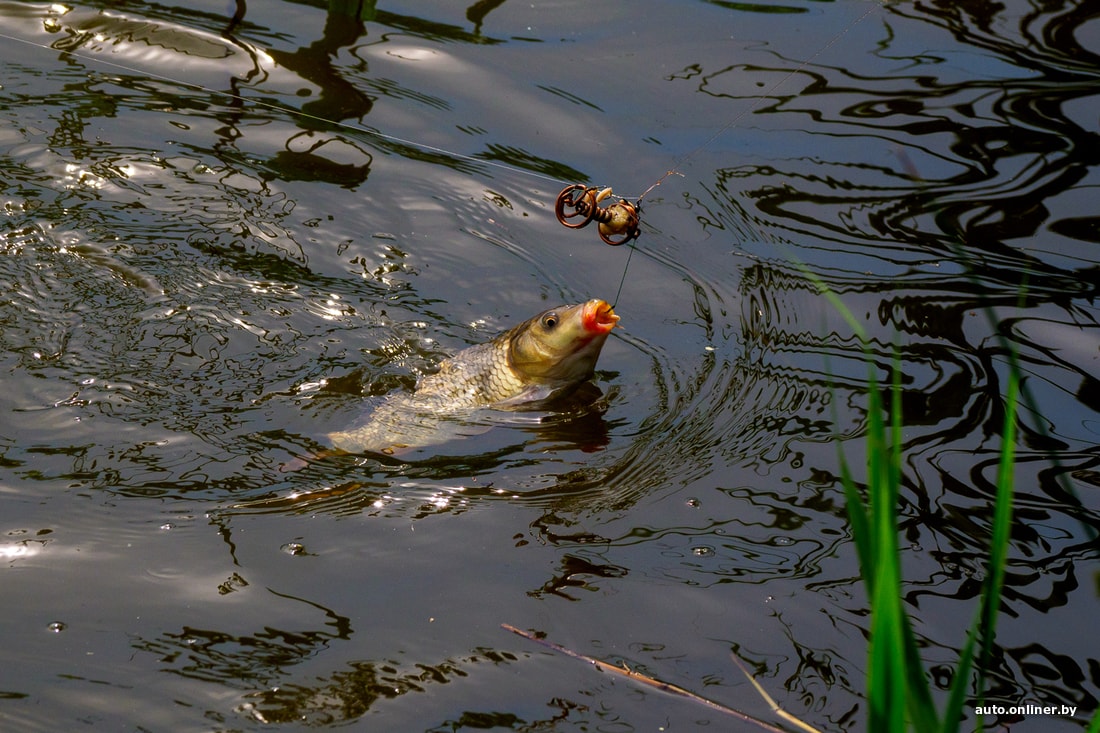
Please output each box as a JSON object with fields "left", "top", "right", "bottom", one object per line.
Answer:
{"left": 978, "top": 368, "right": 1019, "bottom": 690}
{"left": 1087, "top": 706, "right": 1100, "bottom": 733}
{"left": 862, "top": 359, "right": 941, "bottom": 732}
{"left": 899, "top": 610, "right": 941, "bottom": 733}
{"left": 835, "top": 426, "right": 873, "bottom": 584}
{"left": 868, "top": 555, "right": 905, "bottom": 731}
{"left": 940, "top": 366, "right": 1019, "bottom": 731}
{"left": 940, "top": 608, "right": 978, "bottom": 733}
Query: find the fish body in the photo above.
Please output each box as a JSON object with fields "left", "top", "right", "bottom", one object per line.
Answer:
{"left": 328, "top": 299, "right": 619, "bottom": 454}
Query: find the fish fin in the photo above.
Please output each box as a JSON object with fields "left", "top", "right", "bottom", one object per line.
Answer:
{"left": 494, "top": 384, "right": 558, "bottom": 408}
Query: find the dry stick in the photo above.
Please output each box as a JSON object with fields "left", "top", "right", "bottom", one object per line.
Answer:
{"left": 502, "top": 623, "right": 801, "bottom": 733}
{"left": 728, "top": 654, "right": 824, "bottom": 733}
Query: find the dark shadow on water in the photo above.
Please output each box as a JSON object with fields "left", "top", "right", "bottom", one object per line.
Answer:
{"left": 3, "top": 0, "right": 1100, "bottom": 727}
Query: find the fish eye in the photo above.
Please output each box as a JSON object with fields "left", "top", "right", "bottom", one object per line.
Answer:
{"left": 541, "top": 312, "right": 559, "bottom": 330}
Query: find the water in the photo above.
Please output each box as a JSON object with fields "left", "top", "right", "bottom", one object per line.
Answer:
{"left": 1, "top": 0, "right": 1098, "bottom": 730}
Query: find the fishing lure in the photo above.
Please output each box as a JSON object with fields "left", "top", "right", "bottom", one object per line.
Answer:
{"left": 554, "top": 184, "right": 641, "bottom": 246}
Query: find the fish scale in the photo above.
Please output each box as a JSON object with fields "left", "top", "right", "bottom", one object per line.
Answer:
{"left": 417, "top": 339, "right": 523, "bottom": 405}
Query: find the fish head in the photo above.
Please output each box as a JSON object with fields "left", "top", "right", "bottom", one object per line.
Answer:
{"left": 506, "top": 299, "right": 620, "bottom": 391}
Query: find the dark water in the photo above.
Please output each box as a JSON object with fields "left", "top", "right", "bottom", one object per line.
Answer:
{"left": 1, "top": 0, "right": 1098, "bottom": 730}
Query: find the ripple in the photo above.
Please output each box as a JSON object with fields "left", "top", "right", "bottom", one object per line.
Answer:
{"left": 2, "top": 1, "right": 1099, "bottom": 729}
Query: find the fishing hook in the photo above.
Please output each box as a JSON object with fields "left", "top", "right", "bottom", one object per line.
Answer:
{"left": 554, "top": 184, "right": 641, "bottom": 246}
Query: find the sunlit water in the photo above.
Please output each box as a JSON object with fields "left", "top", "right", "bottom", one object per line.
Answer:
{"left": 1, "top": 0, "right": 1098, "bottom": 730}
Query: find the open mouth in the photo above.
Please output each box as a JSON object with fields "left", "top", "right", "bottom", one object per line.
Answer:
{"left": 583, "top": 299, "right": 620, "bottom": 334}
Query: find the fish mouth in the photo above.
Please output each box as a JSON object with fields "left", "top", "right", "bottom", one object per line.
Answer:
{"left": 582, "top": 299, "right": 620, "bottom": 334}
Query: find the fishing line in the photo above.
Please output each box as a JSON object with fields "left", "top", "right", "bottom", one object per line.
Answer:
{"left": 611, "top": 238, "right": 636, "bottom": 308}
{"left": 2, "top": 0, "right": 883, "bottom": 304}
{"left": 594, "top": 0, "right": 886, "bottom": 304}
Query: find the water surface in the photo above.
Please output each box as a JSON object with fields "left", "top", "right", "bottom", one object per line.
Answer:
{"left": 1, "top": 0, "right": 1098, "bottom": 730}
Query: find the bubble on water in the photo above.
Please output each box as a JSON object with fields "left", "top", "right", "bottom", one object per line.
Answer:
{"left": 773, "top": 536, "right": 793, "bottom": 546}
{"left": 691, "top": 546, "right": 715, "bottom": 557}
{"left": 281, "top": 542, "right": 306, "bottom": 556}
{"left": 685, "top": 497, "right": 700, "bottom": 507}
{"left": 160, "top": 522, "right": 174, "bottom": 531}
{"left": 47, "top": 621, "right": 66, "bottom": 633}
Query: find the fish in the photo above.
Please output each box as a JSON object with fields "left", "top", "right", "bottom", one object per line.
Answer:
{"left": 327, "top": 299, "right": 620, "bottom": 455}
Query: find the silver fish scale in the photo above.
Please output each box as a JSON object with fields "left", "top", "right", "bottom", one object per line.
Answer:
{"left": 327, "top": 332, "right": 527, "bottom": 455}
{"left": 416, "top": 338, "right": 525, "bottom": 406}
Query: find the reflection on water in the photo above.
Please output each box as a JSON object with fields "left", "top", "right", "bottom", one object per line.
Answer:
{"left": 2, "top": 0, "right": 1099, "bottom": 729}
{"left": 131, "top": 583, "right": 542, "bottom": 726}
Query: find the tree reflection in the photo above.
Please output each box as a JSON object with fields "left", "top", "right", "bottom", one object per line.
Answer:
{"left": 4, "top": 0, "right": 1099, "bottom": 727}
{"left": 134, "top": 606, "right": 570, "bottom": 727}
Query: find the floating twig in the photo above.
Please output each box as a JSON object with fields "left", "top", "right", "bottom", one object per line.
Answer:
{"left": 502, "top": 623, "right": 815, "bottom": 733}
{"left": 729, "top": 653, "right": 823, "bottom": 733}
